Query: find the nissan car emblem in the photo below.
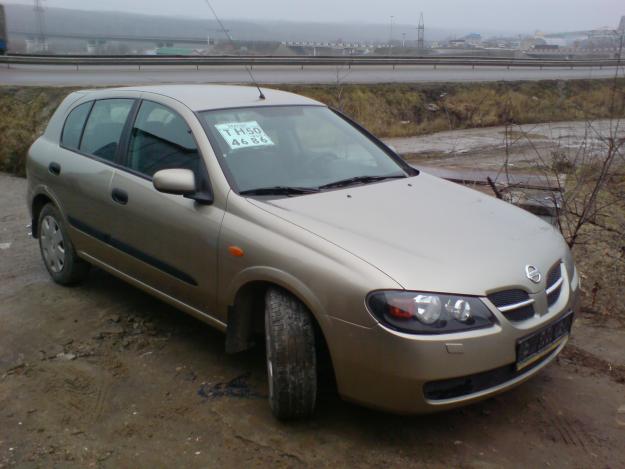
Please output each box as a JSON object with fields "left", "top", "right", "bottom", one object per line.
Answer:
{"left": 525, "top": 265, "right": 542, "bottom": 284}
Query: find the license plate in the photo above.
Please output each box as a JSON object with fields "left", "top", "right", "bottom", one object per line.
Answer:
{"left": 516, "top": 311, "right": 573, "bottom": 370}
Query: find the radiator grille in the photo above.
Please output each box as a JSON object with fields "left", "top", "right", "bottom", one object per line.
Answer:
{"left": 546, "top": 263, "right": 563, "bottom": 307}
{"left": 487, "top": 289, "right": 535, "bottom": 321}
{"left": 487, "top": 261, "right": 565, "bottom": 323}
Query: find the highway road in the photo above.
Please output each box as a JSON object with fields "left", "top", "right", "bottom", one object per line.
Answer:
{"left": 0, "top": 64, "right": 620, "bottom": 86}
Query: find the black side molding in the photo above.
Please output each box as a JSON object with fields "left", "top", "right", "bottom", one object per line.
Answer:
{"left": 67, "top": 216, "right": 197, "bottom": 286}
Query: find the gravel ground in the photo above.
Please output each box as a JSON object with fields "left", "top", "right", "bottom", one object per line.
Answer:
{"left": 1, "top": 169, "right": 624, "bottom": 468}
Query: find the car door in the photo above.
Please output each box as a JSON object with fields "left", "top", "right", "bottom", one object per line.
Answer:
{"left": 107, "top": 99, "right": 223, "bottom": 315}
{"left": 52, "top": 97, "right": 137, "bottom": 266}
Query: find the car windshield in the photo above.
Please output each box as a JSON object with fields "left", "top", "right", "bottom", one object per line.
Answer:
{"left": 200, "top": 106, "right": 409, "bottom": 193}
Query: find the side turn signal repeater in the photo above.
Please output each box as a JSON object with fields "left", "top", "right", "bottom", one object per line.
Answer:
{"left": 228, "top": 246, "right": 245, "bottom": 257}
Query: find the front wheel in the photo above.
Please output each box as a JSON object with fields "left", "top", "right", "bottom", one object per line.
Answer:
{"left": 38, "top": 203, "right": 89, "bottom": 285}
{"left": 265, "top": 287, "right": 317, "bottom": 420}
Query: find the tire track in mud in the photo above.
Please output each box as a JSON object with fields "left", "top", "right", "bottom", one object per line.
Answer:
{"left": 561, "top": 344, "right": 625, "bottom": 384}
{"left": 537, "top": 396, "right": 601, "bottom": 461}
{"left": 209, "top": 406, "right": 307, "bottom": 467}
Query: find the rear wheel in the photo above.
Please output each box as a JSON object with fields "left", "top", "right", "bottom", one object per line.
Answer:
{"left": 38, "top": 203, "right": 89, "bottom": 285}
{"left": 265, "top": 287, "right": 317, "bottom": 420}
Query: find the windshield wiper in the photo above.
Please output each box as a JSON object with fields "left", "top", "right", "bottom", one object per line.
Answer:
{"left": 239, "top": 186, "right": 320, "bottom": 196}
{"left": 318, "top": 174, "right": 407, "bottom": 190}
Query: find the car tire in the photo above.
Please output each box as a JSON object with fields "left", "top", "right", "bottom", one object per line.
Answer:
{"left": 265, "top": 287, "right": 317, "bottom": 420}
{"left": 38, "top": 203, "right": 89, "bottom": 285}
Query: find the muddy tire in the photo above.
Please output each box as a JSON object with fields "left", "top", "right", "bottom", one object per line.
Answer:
{"left": 265, "top": 287, "right": 317, "bottom": 420}
{"left": 38, "top": 203, "right": 89, "bottom": 285}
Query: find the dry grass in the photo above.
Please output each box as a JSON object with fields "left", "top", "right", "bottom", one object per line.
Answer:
{"left": 0, "top": 87, "right": 78, "bottom": 176}
{"left": 574, "top": 225, "right": 625, "bottom": 326}
{"left": 282, "top": 79, "right": 625, "bottom": 137}
{"left": 565, "top": 169, "right": 625, "bottom": 324}
{"left": 1, "top": 79, "right": 624, "bottom": 176}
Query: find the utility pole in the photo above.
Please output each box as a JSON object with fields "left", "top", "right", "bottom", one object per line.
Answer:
{"left": 389, "top": 15, "right": 394, "bottom": 54}
{"left": 417, "top": 12, "right": 425, "bottom": 50}
{"left": 34, "top": 0, "right": 47, "bottom": 52}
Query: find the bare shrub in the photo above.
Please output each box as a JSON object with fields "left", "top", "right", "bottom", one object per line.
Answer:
{"left": 494, "top": 38, "right": 625, "bottom": 321}
{"left": 551, "top": 150, "right": 575, "bottom": 174}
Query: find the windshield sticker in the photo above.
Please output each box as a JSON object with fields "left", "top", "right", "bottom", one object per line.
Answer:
{"left": 214, "top": 121, "right": 274, "bottom": 151}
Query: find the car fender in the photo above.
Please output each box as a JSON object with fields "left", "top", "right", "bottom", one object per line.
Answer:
{"left": 223, "top": 265, "right": 331, "bottom": 329}
{"left": 28, "top": 183, "right": 67, "bottom": 237}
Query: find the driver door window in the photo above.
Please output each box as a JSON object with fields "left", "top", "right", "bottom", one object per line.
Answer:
{"left": 127, "top": 101, "right": 200, "bottom": 178}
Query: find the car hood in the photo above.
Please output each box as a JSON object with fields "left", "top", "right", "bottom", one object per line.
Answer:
{"left": 248, "top": 173, "right": 568, "bottom": 296}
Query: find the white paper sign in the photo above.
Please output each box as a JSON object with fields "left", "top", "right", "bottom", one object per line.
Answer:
{"left": 214, "top": 121, "right": 274, "bottom": 150}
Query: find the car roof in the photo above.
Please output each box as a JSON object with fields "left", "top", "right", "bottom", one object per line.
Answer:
{"left": 104, "top": 84, "right": 324, "bottom": 111}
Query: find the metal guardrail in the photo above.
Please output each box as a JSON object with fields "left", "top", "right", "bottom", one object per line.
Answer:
{"left": 0, "top": 54, "right": 622, "bottom": 68}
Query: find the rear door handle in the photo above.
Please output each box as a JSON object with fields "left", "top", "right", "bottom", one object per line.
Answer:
{"left": 48, "top": 162, "right": 61, "bottom": 175}
{"left": 111, "top": 188, "right": 129, "bottom": 205}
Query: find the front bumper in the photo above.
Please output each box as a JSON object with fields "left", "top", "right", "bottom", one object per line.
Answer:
{"left": 326, "top": 271, "right": 580, "bottom": 414}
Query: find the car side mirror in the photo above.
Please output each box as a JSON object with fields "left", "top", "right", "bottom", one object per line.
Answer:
{"left": 153, "top": 169, "right": 197, "bottom": 196}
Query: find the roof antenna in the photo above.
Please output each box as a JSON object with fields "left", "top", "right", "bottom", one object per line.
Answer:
{"left": 203, "top": 0, "right": 266, "bottom": 100}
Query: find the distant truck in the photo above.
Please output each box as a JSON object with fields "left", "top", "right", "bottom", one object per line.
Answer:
{"left": 0, "top": 4, "right": 6, "bottom": 55}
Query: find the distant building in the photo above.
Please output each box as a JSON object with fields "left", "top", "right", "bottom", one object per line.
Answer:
{"left": 448, "top": 39, "right": 467, "bottom": 48}
{"left": 588, "top": 28, "right": 617, "bottom": 40}
{"left": 543, "top": 37, "right": 567, "bottom": 47}
{"left": 464, "top": 33, "right": 482, "bottom": 46}
{"left": 520, "top": 38, "right": 535, "bottom": 51}
{"left": 619, "top": 15, "right": 625, "bottom": 33}
{"left": 155, "top": 47, "right": 205, "bottom": 56}
{"left": 533, "top": 44, "right": 559, "bottom": 51}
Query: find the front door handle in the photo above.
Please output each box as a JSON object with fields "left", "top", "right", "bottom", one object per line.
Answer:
{"left": 48, "top": 162, "right": 61, "bottom": 175}
{"left": 111, "top": 188, "right": 129, "bottom": 205}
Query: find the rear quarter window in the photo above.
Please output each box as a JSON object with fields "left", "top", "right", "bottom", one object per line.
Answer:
{"left": 60, "top": 102, "right": 92, "bottom": 150}
{"left": 79, "top": 99, "right": 134, "bottom": 162}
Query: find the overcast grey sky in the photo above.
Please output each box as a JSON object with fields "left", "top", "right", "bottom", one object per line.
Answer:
{"left": 7, "top": 0, "right": 624, "bottom": 32}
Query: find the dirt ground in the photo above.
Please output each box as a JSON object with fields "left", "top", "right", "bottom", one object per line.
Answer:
{"left": 1, "top": 165, "right": 625, "bottom": 467}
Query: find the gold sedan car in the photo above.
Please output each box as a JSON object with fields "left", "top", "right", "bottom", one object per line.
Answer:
{"left": 27, "top": 85, "right": 579, "bottom": 419}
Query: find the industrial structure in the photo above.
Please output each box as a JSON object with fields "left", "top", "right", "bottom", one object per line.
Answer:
{"left": 417, "top": 12, "right": 424, "bottom": 50}
{"left": 33, "top": 0, "right": 47, "bottom": 52}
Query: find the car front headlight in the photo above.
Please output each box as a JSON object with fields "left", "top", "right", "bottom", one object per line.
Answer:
{"left": 367, "top": 290, "right": 497, "bottom": 334}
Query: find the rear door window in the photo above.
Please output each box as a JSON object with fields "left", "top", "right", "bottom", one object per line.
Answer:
{"left": 80, "top": 99, "right": 134, "bottom": 162}
{"left": 126, "top": 101, "right": 200, "bottom": 178}
{"left": 61, "top": 102, "right": 92, "bottom": 150}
